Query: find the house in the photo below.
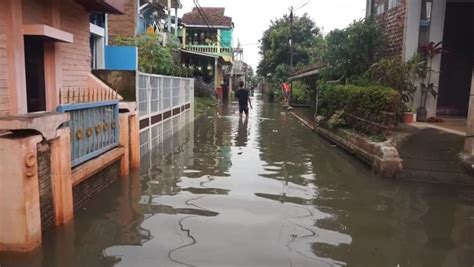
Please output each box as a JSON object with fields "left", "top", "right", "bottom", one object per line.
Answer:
{"left": 0, "top": 0, "right": 141, "bottom": 252}
{"left": 108, "top": 0, "right": 182, "bottom": 43}
{"left": 103, "top": 0, "right": 183, "bottom": 71}
{"left": 366, "top": 0, "right": 474, "bottom": 154}
{"left": 180, "top": 7, "right": 234, "bottom": 101}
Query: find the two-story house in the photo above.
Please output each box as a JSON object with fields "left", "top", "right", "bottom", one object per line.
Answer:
{"left": 108, "top": 0, "right": 182, "bottom": 42}
{"left": 180, "top": 7, "right": 234, "bottom": 101}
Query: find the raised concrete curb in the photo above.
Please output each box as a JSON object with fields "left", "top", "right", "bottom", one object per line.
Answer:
{"left": 290, "top": 111, "right": 402, "bottom": 178}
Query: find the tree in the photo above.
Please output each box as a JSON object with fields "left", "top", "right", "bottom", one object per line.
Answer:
{"left": 113, "top": 34, "right": 188, "bottom": 76}
{"left": 321, "top": 18, "right": 384, "bottom": 81}
{"left": 257, "top": 13, "right": 322, "bottom": 78}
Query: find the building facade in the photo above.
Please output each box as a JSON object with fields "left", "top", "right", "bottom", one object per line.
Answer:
{"left": 367, "top": 0, "right": 474, "bottom": 155}
{"left": 0, "top": 0, "right": 141, "bottom": 252}
{"left": 180, "top": 7, "right": 234, "bottom": 101}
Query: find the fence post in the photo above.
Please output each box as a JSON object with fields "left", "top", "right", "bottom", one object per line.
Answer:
{"left": 119, "top": 113, "right": 130, "bottom": 176}
{"left": 50, "top": 128, "right": 74, "bottom": 225}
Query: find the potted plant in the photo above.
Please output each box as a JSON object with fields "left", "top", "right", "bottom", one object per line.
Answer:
{"left": 415, "top": 41, "right": 446, "bottom": 122}
{"left": 402, "top": 102, "right": 416, "bottom": 123}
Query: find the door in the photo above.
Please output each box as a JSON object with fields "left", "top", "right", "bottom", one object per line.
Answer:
{"left": 437, "top": 3, "right": 474, "bottom": 116}
{"left": 24, "top": 36, "right": 46, "bottom": 113}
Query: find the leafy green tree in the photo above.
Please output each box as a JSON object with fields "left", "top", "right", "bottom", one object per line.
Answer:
{"left": 321, "top": 18, "right": 384, "bottom": 81}
{"left": 257, "top": 13, "right": 322, "bottom": 77}
{"left": 113, "top": 34, "right": 188, "bottom": 76}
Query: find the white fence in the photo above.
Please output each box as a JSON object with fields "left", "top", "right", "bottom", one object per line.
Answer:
{"left": 137, "top": 72, "right": 194, "bottom": 156}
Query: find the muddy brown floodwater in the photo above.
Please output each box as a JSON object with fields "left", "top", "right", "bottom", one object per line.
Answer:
{"left": 1, "top": 92, "right": 474, "bottom": 267}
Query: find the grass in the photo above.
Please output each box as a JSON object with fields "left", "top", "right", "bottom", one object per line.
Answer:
{"left": 194, "top": 97, "right": 217, "bottom": 117}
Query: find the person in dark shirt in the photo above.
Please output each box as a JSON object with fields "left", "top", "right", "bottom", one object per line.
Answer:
{"left": 236, "top": 81, "right": 252, "bottom": 116}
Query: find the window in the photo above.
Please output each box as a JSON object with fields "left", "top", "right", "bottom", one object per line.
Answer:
{"left": 376, "top": 4, "right": 385, "bottom": 15}
{"left": 388, "top": 0, "right": 401, "bottom": 9}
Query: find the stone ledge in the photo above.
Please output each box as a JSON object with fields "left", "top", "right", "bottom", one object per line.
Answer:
{"left": 290, "top": 111, "right": 402, "bottom": 178}
{"left": 0, "top": 112, "right": 69, "bottom": 141}
{"left": 72, "top": 146, "right": 125, "bottom": 186}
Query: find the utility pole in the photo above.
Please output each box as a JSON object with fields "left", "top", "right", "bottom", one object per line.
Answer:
{"left": 289, "top": 7, "right": 294, "bottom": 68}
{"left": 167, "top": 0, "right": 172, "bottom": 33}
{"left": 288, "top": 6, "right": 294, "bottom": 107}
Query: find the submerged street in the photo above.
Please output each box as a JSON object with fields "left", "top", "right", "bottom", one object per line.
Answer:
{"left": 3, "top": 93, "right": 474, "bottom": 267}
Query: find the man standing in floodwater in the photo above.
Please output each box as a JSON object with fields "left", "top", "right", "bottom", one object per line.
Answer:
{"left": 236, "top": 81, "right": 252, "bottom": 116}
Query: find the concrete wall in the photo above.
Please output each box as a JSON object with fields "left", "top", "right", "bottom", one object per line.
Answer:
{"left": 93, "top": 70, "right": 137, "bottom": 101}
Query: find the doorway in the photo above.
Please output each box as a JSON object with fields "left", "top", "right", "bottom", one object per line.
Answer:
{"left": 24, "top": 36, "right": 46, "bottom": 113}
{"left": 437, "top": 3, "right": 474, "bottom": 116}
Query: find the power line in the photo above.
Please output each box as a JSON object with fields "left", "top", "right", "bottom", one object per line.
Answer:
{"left": 191, "top": 0, "right": 229, "bottom": 49}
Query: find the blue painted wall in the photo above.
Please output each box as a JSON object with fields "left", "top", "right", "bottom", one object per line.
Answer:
{"left": 220, "top": 29, "right": 233, "bottom": 48}
{"left": 105, "top": 46, "right": 138, "bottom": 71}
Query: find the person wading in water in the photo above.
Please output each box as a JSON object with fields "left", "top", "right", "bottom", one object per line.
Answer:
{"left": 236, "top": 81, "right": 252, "bottom": 116}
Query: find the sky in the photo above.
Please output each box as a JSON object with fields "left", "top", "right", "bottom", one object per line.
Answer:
{"left": 180, "top": 0, "right": 367, "bottom": 70}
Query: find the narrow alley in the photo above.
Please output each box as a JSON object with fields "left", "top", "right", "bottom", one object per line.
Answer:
{"left": 2, "top": 93, "right": 474, "bottom": 267}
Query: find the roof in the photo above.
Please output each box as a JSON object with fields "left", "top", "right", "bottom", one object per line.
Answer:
{"left": 182, "top": 7, "right": 233, "bottom": 28}
{"left": 290, "top": 62, "right": 325, "bottom": 80}
{"left": 181, "top": 49, "right": 233, "bottom": 65}
{"left": 140, "top": 0, "right": 182, "bottom": 9}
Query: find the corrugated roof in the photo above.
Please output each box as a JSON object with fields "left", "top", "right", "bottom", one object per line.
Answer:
{"left": 182, "top": 7, "right": 233, "bottom": 28}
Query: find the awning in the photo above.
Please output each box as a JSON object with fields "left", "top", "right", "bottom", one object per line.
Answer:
{"left": 23, "top": 24, "right": 73, "bottom": 43}
{"left": 289, "top": 63, "right": 325, "bottom": 81}
{"left": 181, "top": 49, "right": 233, "bottom": 66}
{"left": 181, "top": 49, "right": 219, "bottom": 58}
{"left": 290, "top": 69, "right": 321, "bottom": 80}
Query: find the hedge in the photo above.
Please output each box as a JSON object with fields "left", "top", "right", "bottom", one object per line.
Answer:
{"left": 319, "top": 84, "right": 400, "bottom": 135}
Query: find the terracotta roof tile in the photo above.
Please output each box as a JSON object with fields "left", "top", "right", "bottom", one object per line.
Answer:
{"left": 182, "top": 7, "right": 233, "bottom": 28}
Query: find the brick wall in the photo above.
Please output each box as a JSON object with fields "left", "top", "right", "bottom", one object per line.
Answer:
{"left": 37, "top": 142, "right": 55, "bottom": 230}
{"left": 0, "top": 3, "right": 9, "bottom": 116}
{"left": 73, "top": 162, "right": 120, "bottom": 211}
{"left": 108, "top": 0, "right": 137, "bottom": 43}
{"left": 373, "top": 0, "right": 407, "bottom": 58}
{"left": 58, "top": 0, "right": 91, "bottom": 88}
{"left": 21, "top": 0, "right": 48, "bottom": 25}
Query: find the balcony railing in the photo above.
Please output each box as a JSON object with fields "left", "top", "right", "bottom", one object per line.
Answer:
{"left": 184, "top": 45, "right": 232, "bottom": 55}
{"left": 57, "top": 88, "right": 120, "bottom": 167}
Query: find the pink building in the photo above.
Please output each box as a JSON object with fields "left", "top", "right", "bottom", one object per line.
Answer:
{"left": 0, "top": 0, "right": 140, "bottom": 252}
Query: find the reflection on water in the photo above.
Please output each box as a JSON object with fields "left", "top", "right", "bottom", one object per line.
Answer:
{"left": 1, "top": 93, "right": 474, "bottom": 267}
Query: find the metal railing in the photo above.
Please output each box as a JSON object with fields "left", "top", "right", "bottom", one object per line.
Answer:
{"left": 137, "top": 72, "right": 194, "bottom": 119}
{"left": 137, "top": 72, "right": 194, "bottom": 155}
{"left": 57, "top": 100, "right": 120, "bottom": 167}
{"left": 183, "top": 45, "right": 232, "bottom": 55}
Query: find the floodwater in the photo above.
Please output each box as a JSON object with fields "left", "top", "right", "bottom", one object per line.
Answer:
{"left": 2, "top": 92, "right": 474, "bottom": 267}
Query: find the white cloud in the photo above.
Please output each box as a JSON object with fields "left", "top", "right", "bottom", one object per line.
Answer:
{"left": 180, "top": 0, "right": 367, "bottom": 70}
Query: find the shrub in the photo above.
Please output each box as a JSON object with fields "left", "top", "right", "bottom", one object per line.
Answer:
{"left": 291, "top": 81, "right": 311, "bottom": 104}
{"left": 194, "top": 78, "right": 214, "bottom": 98}
{"left": 364, "top": 56, "right": 419, "bottom": 104}
{"left": 319, "top": 84, "right": 400, "bottom": 135}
